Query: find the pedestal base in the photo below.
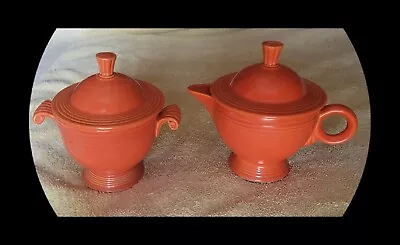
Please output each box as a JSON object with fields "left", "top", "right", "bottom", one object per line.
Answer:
{"left": 228, "top": 153, "right": 290, "bottom": 183}
{"left": 82, "top": 161, "right": 145, "bottom": 193}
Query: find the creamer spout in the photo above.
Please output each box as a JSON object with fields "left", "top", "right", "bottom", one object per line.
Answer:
{"left": 187, "top": 84, "right": 215, "bottom": 117}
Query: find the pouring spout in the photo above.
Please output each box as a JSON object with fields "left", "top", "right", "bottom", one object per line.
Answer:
{"left": 187, "top": 84, "right": 215, "bottom": 117}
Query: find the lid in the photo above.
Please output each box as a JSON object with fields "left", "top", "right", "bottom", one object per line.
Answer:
{"left": 210, "top": 41, "right": 327, "bottom": 116}
{"left": 52, "top": 52, "right": 165, "bottom": 128}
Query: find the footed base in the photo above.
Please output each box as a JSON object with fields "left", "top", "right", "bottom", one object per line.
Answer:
{"left": 83, "top": 161, "right": 145, "bottom": 193}
{"left": 228, "top": 153, "right": 290, "bottom": 183}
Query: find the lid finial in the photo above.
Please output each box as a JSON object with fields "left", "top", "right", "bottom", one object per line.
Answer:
{"left": 262, "top": 41, "right": 283, "bottom": 68}
{"left": 96, "top": 52, "right": 117, "bottom": 77}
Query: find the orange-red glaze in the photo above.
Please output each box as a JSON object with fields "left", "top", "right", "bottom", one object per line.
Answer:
{"left": 33, "top": 52, "right": 181, "bottom": 192}
{"left": 188, "top": 41, "right": 358, "bottom": 183}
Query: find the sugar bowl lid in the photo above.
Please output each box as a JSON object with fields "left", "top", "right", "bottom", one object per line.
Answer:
{"left": 51, "top": 52, "right": 165, "bottom": 128}
{"left": 210, "top": 41, "right": 327, "bottom": 116}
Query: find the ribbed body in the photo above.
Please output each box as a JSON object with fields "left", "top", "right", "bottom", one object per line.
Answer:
{"left": 57, "top": 119, "right": 156, "bottom": 191}
{"left": 213, "top": 104, "right": 320, "bottom": 182}
{"left": 228, "top": 154, "right": 290, "bottom": 183}
{"left": 83, "top": 162, "right": 144, "bottom": 192}
{"left": 187, "top": 40, "right": 358, "bottom": 183}
{"left": 33, "top": 52, "right": 183, "bottom": 193}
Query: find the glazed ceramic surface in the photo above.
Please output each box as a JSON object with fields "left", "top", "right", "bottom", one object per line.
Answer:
{"left": 33, "top": 52, "right": 181, "bottom": 192}
{"left": 188, "top": 41, "right": 358, "bottom": 183}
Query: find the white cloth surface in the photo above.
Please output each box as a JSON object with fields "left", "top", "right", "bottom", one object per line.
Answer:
{"left": 29, "top": 28, "right": 370, "bottom": 217}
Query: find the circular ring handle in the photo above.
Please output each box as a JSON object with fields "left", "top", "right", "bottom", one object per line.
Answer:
{"left": 314, "top": 104, "right": 358, "bottom": 145}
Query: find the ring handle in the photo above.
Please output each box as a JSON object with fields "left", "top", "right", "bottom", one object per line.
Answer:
{"left": 314, "top": 104, "right": 358, "bottom": 145}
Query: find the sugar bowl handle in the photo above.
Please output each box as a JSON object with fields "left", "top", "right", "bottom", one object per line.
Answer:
{"left": 155, "top": 104, "right": 182, "bottom": 137}
{"left": 33, "top": 100, "right": 54, "bottom": 124}
{"left": 307, "top": 104, "right": 358, "bottom": 145}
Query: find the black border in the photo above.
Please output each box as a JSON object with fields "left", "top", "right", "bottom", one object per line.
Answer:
{"left": 21, "top": 27, "right": 375, "bottom": 235}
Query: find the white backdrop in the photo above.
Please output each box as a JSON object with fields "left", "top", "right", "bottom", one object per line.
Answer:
{"left": 29, "top": 28, "right": 369, "bottom": 217}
